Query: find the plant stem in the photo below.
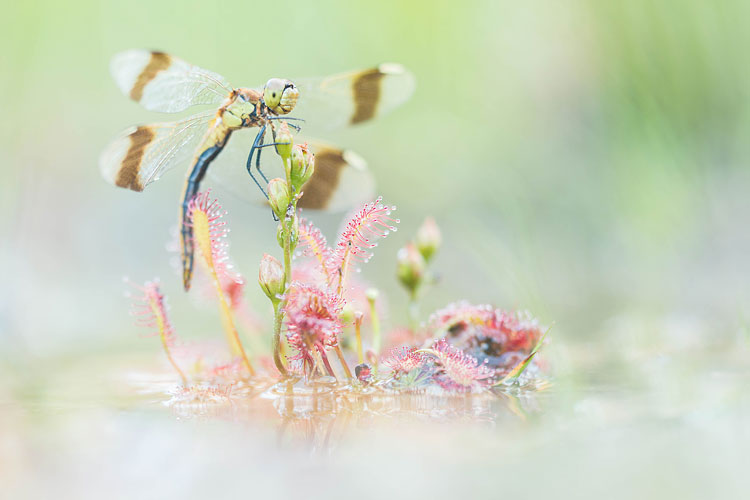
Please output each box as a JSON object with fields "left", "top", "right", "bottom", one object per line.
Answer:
{"left": 161, "top": 337, "right": 188, "bottom": 386}
{"left": 153, "top": 304, "right": 188, "bottom": 386}
{"left": 213, "top": 277, "right": 255, "bottom": 376}
{"left": 407, "top": 289, "right": 420, "bottom": 333}
{"left": 318, "top": 347, "right": 337, "bottom": 379}
{"left": 334, "top": 344, "right": 353, "bottom": 379}
{"left": 310, "top": 348, "right": 330, "bottom": 378}
{"left": 271, "top": 302, "right": 288, "bottom": 376}
{"left": 368, "top": 297, "right": 382, "bottom": 355}
{"left": 271, "top": 156, "right": 297, "bottom": 378}
{"left": 354, "top": 315, "right": 364, "bottom": 364}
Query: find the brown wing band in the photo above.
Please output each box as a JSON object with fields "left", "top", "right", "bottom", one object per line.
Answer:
{"left": 298, "top": 149, "right": 348, "bottom": 209}
{"left": 115, "top": 126, "right": 154, "bottom": 191}
{"left": 130, "top": 52, "right": 172, "bottom": 102}
{"left": 350, "top": 68, "right": 384, "bottom": 125}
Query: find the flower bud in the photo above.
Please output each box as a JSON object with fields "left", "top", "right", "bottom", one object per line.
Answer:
{"left": 365, "top": 288, "right": 379, "bottom": 303}
{"left": 290, "top": 143, "right": 315, "bottom": 191}
{"left": 354, "top": 363, "right": 372, "bottom": 385}
{"left": 274, "top": 122, "right": 293, "bottom": 160}
{"left": 339, "top": 303, "right": 356, "bottom": 325}
{"left": 276, "top": 217, "right": 298, "bottom": 249}
{"left": 415, "top": 217, "right": 441, "bottom": 262}
{"left": 396, "top": 242, "right": 426, "bottom": 294}
{"left": 268, "top": 178, "right": 290, "bottom": 219}
{"left": 258, "top": 253, "right": 284, "bottom": 304}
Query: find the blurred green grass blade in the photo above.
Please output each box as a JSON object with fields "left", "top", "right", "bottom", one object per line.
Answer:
{"left": 495, "top": 324, "right": 552, "bottom": 386}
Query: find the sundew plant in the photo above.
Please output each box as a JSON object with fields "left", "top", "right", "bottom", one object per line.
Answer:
{"left": 125, "top": 126, "right": 550, "bottom": 401}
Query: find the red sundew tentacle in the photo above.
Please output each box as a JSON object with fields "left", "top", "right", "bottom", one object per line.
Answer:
{"left": 184, "top": 189, "right": 238, "bottom": 281}
{"left": 429, "top": 339, "right": 494, "bottom": 391}
{"left": 186, "top": 190, "right": 255, "bottom": 376}
{"left": 428, "top": 301, "right": 544, "bottom": 356}
{"left": 327, "top": 197, "right": 399, "bottom": 292}
{"left": 383, "top": 347, "right": 426, "bottom": 374}
{"left": 283, "top": 283, "right": 345, "bottom": 369}
{"left": 126, "top": 279, "right": 187, "bottom": 384}
{"left": 297, "top": 219, "right": 333, "bottom": 279}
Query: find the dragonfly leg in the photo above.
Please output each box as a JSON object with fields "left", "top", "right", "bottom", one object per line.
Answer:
{"left": 268, "top": 116, "right": 306, "bottom": 122}
{"left": 255, "top": 129, "right": 269, "bottom": 183}
{"left": 257, "top": 142, "right": 293, "bottom": 149}
{"left": 246, "top": 125, "right": 269, "bottom": 199}
{"left": 267, "top": 116, "right": 303, "bottom": 132}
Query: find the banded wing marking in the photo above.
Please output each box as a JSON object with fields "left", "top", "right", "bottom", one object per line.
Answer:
{"left": 110, "top": 50, "right": 232, "bottom": 113}
{"left": 99, "top": 112, "right": 214, "bottom": 192}
{"left": 292, "top": 63, "right": 416, "bottom": 130}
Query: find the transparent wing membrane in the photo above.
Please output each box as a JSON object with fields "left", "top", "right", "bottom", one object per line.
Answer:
{"left": 292, "top": 63, "right": 416, "bottom": 130}
{"left": 111, "top": 50, "right": 232, "bottom": 113}
{"left": 100, "top": 112, "right": 214, "bottom": 191}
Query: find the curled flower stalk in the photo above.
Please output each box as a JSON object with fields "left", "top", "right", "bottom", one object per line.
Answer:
{"left": 129, "top": 279, "right": 187, "bottom": 385}
{"left": 187, "top": 191, "right": 255, "bottom": 376}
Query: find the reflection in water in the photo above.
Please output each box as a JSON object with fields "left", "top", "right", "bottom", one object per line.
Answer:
{"left": 162, "top": 375, "right": 550, "bottom": 450}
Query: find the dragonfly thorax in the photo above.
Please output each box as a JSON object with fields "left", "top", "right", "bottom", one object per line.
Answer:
{"left": 221, "top": 89, "right": 262, "bottom": 128}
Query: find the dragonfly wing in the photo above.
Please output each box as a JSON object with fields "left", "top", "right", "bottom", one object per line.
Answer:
{"left": 206, "top": 129, "right": 375, "bottom": 211}
{"left": 297, "top": 142, "right": 375, "bottom": 211}
{"left": 110, "top": 50, "right": 232, "bottom": 113}
{"left": 292, "top": 63, "right": 415, "bottom": 130}
{"left": 100, "top": 112, "right": 214, "bottom": 191}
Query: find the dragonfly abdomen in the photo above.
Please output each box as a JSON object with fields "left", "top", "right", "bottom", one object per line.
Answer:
{"left": 179, "top": 127, "right": 233, "bottom": 290}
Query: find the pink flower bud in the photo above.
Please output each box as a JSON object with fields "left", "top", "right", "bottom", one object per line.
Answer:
{"left": 258, "top": 253, "right": 284, "bottom": 304}
{"left": 415, "top": 217, "right": 441, "bottom": 262}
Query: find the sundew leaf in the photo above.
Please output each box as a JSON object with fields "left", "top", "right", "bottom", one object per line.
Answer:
{"left": 496, "top": 324, "right": 553, "bottom": 386}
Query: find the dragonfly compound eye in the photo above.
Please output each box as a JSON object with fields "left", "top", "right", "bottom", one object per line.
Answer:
{"left": 264, "top": 78, "right": 298, "bottom": 115}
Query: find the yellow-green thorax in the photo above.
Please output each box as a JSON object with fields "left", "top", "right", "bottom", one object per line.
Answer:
{"left": 220, "top": 88, "right": 263, "bottom": 129}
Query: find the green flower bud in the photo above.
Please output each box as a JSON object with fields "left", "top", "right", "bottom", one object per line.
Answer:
{"left": 290, "top": 143, "right": 315, "bottom": 191}
{"left": 276, "top": 217, "right": 299, "bottom": 250}
{"left": 339, "top": 303, "right": 356, "bottom": 325}
{"left": 365, "top": 288, "right": 379, "bottom": 304}
{"left": 415, "top": 217, "right": 441, "bottom": 262}
{"left": 396, "top": 242, "right": 426, "bottom": 294}
{"left": 274, "top": 122, "right": 293, "bottom": 161}
{"left": 258, "top": 253, "right": 284, "bottom": 304}
{"left": 268, "top": 178, "right": 290, "bottom": 219}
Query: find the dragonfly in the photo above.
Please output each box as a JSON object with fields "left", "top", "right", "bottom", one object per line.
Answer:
{"left": 100, "top": 50, "right": 415, "bottom": 290}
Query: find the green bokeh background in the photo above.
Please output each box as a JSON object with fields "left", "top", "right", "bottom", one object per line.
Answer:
{"left": 2, "top": 0, "right": 749, "bottom": 357}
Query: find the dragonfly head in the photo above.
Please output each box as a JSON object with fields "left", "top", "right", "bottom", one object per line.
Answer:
{"left": 263, "top": 78, "right": 298, "bottom": 115}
